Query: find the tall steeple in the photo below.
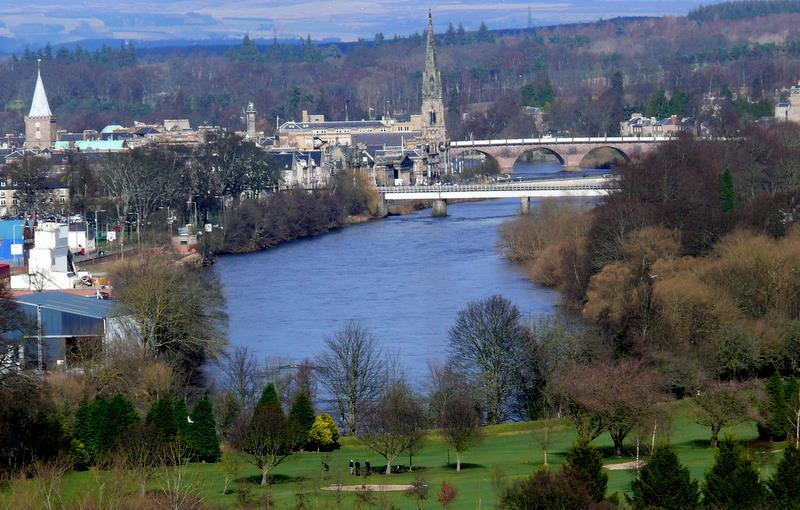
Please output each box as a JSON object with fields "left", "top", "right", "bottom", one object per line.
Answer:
{"left": 24, "top": 60, "right": 57, "bottom": 150}
{"left": 29, "top": 61, "right": 53, "bottom": 118}
{"left": 421, "top": 10, "right": 446, "bottom": 143}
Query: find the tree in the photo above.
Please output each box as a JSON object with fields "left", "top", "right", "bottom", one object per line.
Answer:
{"left": 240, "top": 408, "right": 301, "bottom": 486}
{"left": 563, "top": 441, "right": 607, "bottom": 502}
{"left": 702, "top": 439, "right": 766, "bottom": 510}
{"left": 219, "top": 346, "right": 262, "bottom": 408}
{"left": 112, "top": 259, "right": 227, "bottom": 382}
{"left": 440, "top": 392, "right": 483, "bottom": 471}
{"left": 628, "top": 446, "right": 700, "bottom": 510}
{"left": 288, "top": 391, "right": 315, "bottom": 443}
{"left": 759, "top": 373, "right": 790, "bottom": 441}
{"left": 501, "top": 470, "right": 606, "bottom": 510}
{"left": 553, "top": 359, "right": 663, "bottom": 455}
{"left": 308, "top": 413, "right": 340, "bottom": 452}
{"left": 361, "top": 382, "right": 426, "bottom": 474}
{"left": 256, "top": 383, "right": 282, "bottom": 414}
{"left": 406, "top": 476, "right": 430, "bottom": 510}
{"left": 316, "top": 321, "right": 385, "bottom": 435}
{"left": 6, "top": 156, "right": 53, "bottom": 215}
{"left": 75, "top": 394, "right": 138, "bottom": 463}
{"left": 146, "top": 395, "right": 178, "bottom": 440}
{"left": 437, "top": 481, "right": 458, "bottom": 508}
{"left": 768, "top": 445, "right": 800, "bottom": 509}
{"left": 719, "top": 169, "right": 736, "bottom": 213}
{"left": 186, "top": 394, "right": 221, "bottom": 462}
{"left": 448, "top": 295, "right": 527, "bottom": 424}
{"left": 694, "top": 383, "right": 749, "bottom": 448}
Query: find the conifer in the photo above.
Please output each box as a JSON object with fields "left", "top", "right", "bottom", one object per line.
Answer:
{"left": 629, "top": 446, "right": 700, "bottom": 510}
{"left": 563, "top": 440, "right": 607, "bottom": 502}
{"left": 703, "top": 439, "right": 766, "bottom": 510}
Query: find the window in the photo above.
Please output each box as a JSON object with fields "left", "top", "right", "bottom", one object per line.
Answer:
{"left": 429, "top": 111, "right": 437, "bottom": 125}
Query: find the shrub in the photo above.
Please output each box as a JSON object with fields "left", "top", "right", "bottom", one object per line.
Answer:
{"left": 501, "top": 469, "right": 607, "bottom": 510}
{"left": 308, "top": 413, "right": 340, "bottom": 452}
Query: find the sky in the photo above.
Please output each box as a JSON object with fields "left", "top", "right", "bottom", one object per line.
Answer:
{"left": 0, "top": 0, "right": 724, "bottom": 46}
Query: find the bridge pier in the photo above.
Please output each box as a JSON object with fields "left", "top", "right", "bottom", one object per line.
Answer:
{"left": 432, "top": 199, "right": 448, "bottom": 217}
{"left": 376, "top": 197, "right": 388, "bottom": 217}
{"left": 520, "top": 197, "right": 531, "bottom": 215}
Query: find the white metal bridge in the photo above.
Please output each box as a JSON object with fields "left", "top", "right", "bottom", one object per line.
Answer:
{"left": 376, "top": 176, "right": 618, "bottom": 200}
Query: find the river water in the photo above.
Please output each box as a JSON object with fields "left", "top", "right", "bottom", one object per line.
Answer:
{"left": 215, "top": 161, "right": 587, "bottom": 381}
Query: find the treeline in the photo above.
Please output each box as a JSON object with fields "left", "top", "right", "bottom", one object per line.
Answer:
{"left": 690, "top": 0, "right": 800, "bottom": 22}
{"left": 6, "top": 8, "right": 800, "bottom": 139}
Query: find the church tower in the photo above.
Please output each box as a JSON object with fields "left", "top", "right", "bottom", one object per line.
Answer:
{"left": 245, "top": 102, "right": 257, "bottom": 141}
{"left": 421, "top": 11, "right": 446, "bottom": 144}
{"left": 24, "top": 61, "right": 57, "bottom": 150}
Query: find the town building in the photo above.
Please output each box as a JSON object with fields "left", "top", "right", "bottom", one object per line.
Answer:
{"left": 277, "top": 112, "right": 422, "bottom": 151}
{"left": 24, "top": 62, "right": 57, "bottom": 150}
{"left": 619, "top": 113, "right": 694, "bottom": 137}
{"left": 775, "top": 83, "right": 800, "bottom": 123}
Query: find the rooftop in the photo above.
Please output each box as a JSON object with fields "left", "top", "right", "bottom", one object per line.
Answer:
{"left": 12, "top": 291, "right": 128, "bottom": 319}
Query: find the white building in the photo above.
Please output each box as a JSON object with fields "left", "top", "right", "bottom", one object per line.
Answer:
{"left": 11, "top": 222, "right": 84, "bottom": 290}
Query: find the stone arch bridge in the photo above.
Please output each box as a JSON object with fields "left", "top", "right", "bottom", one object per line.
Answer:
{"left": 448, "top": 136, "right": 671, "bottom": 172}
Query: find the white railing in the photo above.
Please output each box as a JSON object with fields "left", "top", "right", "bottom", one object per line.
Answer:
{"left": 376, "top": 182, "right": 619, "bottom": 194}
{"left": 449, "top": 136, "right": 675, "bottom": 148}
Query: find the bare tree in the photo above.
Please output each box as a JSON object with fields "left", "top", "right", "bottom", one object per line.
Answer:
{"left": 361, "top": 381, "right": 426, "bottom": 474}
{"left": 694, "top": 382, "right": 750, "bottom": 448}
{"left": 220, "top": 346, "right": 262, "bottom": 408}
{"left": 117, "top": 422, "right": 166, "bottom": 497}
{"left": 316, "top": 321, "right": 385, "bottom": 435}
{"left": 448, "top": 295, "right": 527, "bottom": 424}
{"left": 239, "top": 408, "right": 301, "bottom": 486}
{"left": 440, "top": 392, "right": 483, "bottom": 471}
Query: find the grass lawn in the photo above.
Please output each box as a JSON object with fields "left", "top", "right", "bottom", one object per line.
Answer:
{"left": 49, "top": 399, "right": 783, "bottom": 509}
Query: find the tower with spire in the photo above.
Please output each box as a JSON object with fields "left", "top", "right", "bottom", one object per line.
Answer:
{"left": 421, "top": 10, "right": 446, "bottom": 144}
{"left": 24, "top": 60, "right": 57, "bottom": 150}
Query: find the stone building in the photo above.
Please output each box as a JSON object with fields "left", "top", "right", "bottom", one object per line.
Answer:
{"left": 776, "top": 83, "right": 800, "bottom": 123}
{"left": 24, "top": 62, "right": 57, "bottom": 150}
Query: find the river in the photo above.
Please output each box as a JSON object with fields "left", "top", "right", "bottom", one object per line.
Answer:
{"left": 214, "top": 161, "right": 588, "bottom": 381}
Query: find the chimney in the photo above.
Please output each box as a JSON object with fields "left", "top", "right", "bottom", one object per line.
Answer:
{"left": 302, "top": 110, "right": 309, "bottom": 123}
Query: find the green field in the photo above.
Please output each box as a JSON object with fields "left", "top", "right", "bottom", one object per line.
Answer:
{"left": 42, "top": 400, "right": 784, "bottom": 509}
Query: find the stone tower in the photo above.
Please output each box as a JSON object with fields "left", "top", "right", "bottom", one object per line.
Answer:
{"left": 24, "top": 60, "right": 57, "bottom": 150}
{"left": 245, "top": 102, "right": 257, "bottom": 141}
{"left": 421, "top": 11, "right": 446, "bottom": 144}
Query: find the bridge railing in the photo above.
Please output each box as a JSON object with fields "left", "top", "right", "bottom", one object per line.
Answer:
{"left": 376, "top": 182, "right": 619, "bottom": 193}
{"left": 449, "top": 136, "right": 676, "bottom": 147}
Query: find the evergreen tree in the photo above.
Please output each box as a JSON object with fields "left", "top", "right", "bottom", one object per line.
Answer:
{"left": 476, "top": 21, "right": 494, "bottom": 43}
{"left": 768, "top": 445, "right": 800, "bottom": 509}
{"left": 563, "top": 440, "right": 607, "bottom": 502}
{"left": 703, "top": 439, "right": 766, "bottom": 510}
{"left": 99, "top": 394, "right": 137, "bottom": 453}
{"left": 146, "top": 395, "right": 177, "bottom": 440}
{"left": 186, "top": 394, "right": 221, "bottom": 462}
{"left": 74, "top": 399, "right": 101, "bottom": 460}
{"left": 256, "top": 383, "right": 282, "bottom": 414}
{"left": 645, "top": 90, "right": 670, "bottom": 118}
{"left": 759, "top": 374, "right": 789, "bottom": 441}
{"left": 629, "top": 446, "right": 700, "bottom": 510}
{"left": 173, "top": 398, "right": 190, "bottom": 445}
{"left": 719, "top": 169, "right": 736, "bottom": 213}
{"left": 308, "top": 413, "right": 340, "bottom": 451}
{"left": 288, "top": 391, "right": 315, "bottom": 440}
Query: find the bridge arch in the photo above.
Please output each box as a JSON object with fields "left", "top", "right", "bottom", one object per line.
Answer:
{"left": 578, "top": 146, "right": 630, "bottom": 169}
{"left": 514, "top": 147, "right": 566, "bottom": 166}
{"left": 450, "top": 148, "right": 503, "bottom": 175}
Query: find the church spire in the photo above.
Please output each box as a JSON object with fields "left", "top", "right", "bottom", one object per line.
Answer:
{"left": 423, "top": 10, "right": 442, "bottom": 101}
{"left": 29, "top": 59, "right": 52, "bottom": 118}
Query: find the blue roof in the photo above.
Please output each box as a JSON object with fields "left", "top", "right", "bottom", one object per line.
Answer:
{"left": 13, "top": 292, "right": 128, "bottom": 319}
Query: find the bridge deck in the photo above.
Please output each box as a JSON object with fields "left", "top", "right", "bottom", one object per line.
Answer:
{"left": 449, "top": 136, "right": 672, "bottom": 147}
{"left": 377, "top": 177, "right": 619, "bottom": 200}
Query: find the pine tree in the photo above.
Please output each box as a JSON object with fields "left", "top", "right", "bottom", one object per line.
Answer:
{"left": 719, "top": 169, "right": 735, "bottom": 213}
{"left": 288, "top": 392, "right": 315, "bottom": 441}
{"left": 256, "top": 383, "right": 282, "bottom": 415}
{"left": 99, "top": 394, "right": 137, "bottom": 453}
{"left": 629, "top": 446, "right": 700, "bottom": 510}
{"left": 146, "top": 395, "right": 177, "bottom": 440}
{"left": 768, "top": 445, "right": 800, "bottom": 509}
{"left": 186, "top": 394, "right": 221, "bottom": 462}
{"left": 173, "top": 398, "right": 190, "bottom": 446}
{"left": 703, "top": 439, "right": 766, "bottom": 510}
{"left": 760, "top": 374, "right": 790, "bottom": 441}
{"left": 563, "top": 440, "right": 607, "bottom": 502}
